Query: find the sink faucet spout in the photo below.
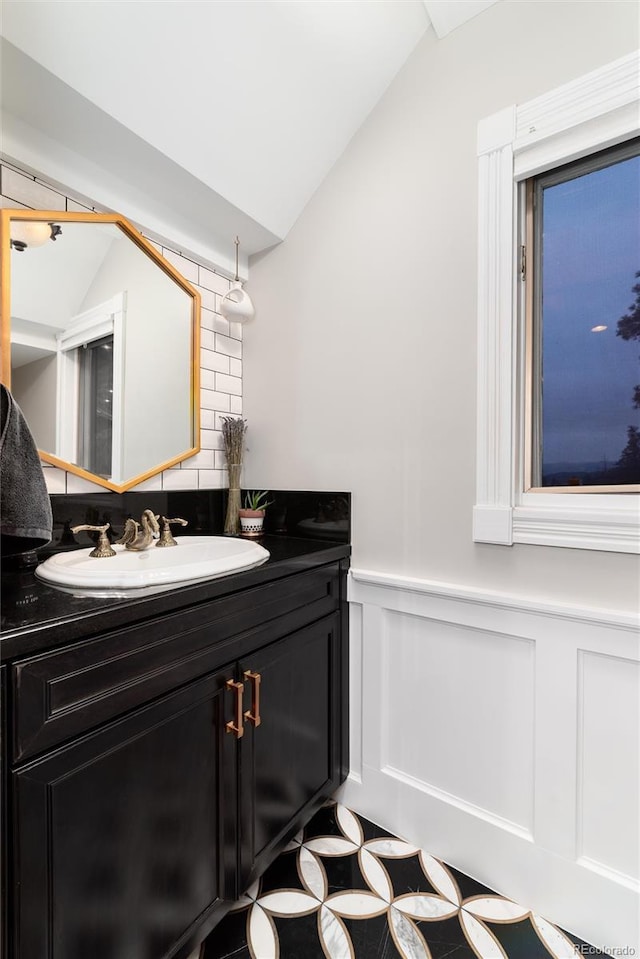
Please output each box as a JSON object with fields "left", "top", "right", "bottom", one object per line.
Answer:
{"left": 117, "top": 509, "right": 160, "bottom": 551}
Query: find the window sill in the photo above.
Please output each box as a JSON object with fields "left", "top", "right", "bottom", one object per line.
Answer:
{"left": 473, "top": 500, "right": 638, "bottom": 553}
{"left": 513, "top": 503, "right": 639, "bottom": 553}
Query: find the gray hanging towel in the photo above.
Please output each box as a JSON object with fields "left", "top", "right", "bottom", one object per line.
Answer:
{"left": 0, "top": 384, "right": 53, "bottom": 556}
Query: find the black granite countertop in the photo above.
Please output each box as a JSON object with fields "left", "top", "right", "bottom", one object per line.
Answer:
{"left": 0, "top": 535, "right": 350, "bottom": 661}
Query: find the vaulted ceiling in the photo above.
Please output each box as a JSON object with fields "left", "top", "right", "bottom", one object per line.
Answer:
{"left": 1, "top": 0, "right": 497, "bottom": 273}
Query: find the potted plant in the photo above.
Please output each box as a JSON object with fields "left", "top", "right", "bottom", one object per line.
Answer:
{"left": 239, "top": 490, "right": 272, "bottom": 537}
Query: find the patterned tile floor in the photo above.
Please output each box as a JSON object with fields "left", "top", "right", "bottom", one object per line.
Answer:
{"left": 202, "top": 802, "right": 603, "bottom": 959}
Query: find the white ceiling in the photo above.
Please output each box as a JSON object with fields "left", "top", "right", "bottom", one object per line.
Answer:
{"left": 0, "top": 0, "right": 497, "bottom": 272}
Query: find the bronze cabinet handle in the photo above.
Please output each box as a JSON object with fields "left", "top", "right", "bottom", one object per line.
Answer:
{"left": 243, "top": 670, "right": 262, "bottom": 728}
{"left": 225, "top": 679, "right": 244, "bottom": 738}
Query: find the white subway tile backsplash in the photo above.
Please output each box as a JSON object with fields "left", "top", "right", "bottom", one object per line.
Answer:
{"left": 201, "top": 328, "right": 215, "bottom": 351}
{"left": 201, "top": 389, "right": 231, "bottom": 412}
{"left": 67, "top": 198, "right": 93, "bottom": 213}
{"left": 66, "top": 474, "right": 107, "bottom": 494}
{"left": 215, "top": 373, "right": 242, "bottom": 396}
{"left": 200, "top": 429, "right": 225, "bottom": 450}
{"left": 201, "top": 308, "right": 215, "bottom": 332}
{"left": 0, "top": 195, "right": 29, "bottom": 210}
{"left": 214, "top": 449, "right": 229, "bottom": 470}
{"left": 215, "top": 334, "right": 242, "bottom": 359}
{"left": 201, "top": 409, "right": 217, "bottom": 429}
{"left": 228, "top": 320, "right": 244, "bottom": 341}
{"left": 214, "top": 411, "right": 241, "bottom": 430}
{"left": 212, "top": 313, "right": 230, "bottom": 336}
{"left": 132, "top": 474, "right": 164, "bottom": 491}
{"left": 201, "top": 369, "right": 215, "bottom": 391}
{"left": 229, "top": 358, "right": 242, "bottom": 378}
{"left": 198, "top": 469, "right": 226, "bottom": 489}
{"left": 1, "top": 169, "right": 66, "bottom": 210}
{"left": 142, "top": 235, "right": 163, "bottom": 253}
{"left": 162, "top": 469, "right": 198, "bottom": 490}
{"left": 161, "top": 247, "right": 198, "bottom": 283}
{"left": 181, "top": 449, "right": 215, "bottom": 470}
{"left": 43, "top": 467, "right": 66, "bottom": 494}
{"left": 201, "top": 349, "right": 230, "bottom": 374}
{"left": 230, "top": 395, "right": 243, "bottom": 414}
{"left": 199, "top": 267, "right": 231, "bottom": 296}
{"left": 196, "top": 287, "right": 216, "bottom": 312}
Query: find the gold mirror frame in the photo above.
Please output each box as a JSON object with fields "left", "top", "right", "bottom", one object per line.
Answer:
{"left": 1, "top": 209, "right": 201, "bottom": 492}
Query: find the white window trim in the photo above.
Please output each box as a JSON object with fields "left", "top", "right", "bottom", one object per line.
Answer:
{"left": 56, "top": 292, "right": 126, "bottom": 483}
{"left": 474, "top": 51, "right": 640, "bottom": 554}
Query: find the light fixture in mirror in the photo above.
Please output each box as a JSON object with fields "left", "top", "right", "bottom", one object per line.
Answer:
{"left": 0, "top": 210, "right": 201, "bottom": 493}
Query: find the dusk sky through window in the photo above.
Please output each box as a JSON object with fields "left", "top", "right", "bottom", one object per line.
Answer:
{"left": 541, "top": 149, "right": 640, "bottom": 475}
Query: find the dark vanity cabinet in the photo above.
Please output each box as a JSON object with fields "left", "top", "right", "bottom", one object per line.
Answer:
{"left": 2, "top": 555, "right": 349, "bottom": 959}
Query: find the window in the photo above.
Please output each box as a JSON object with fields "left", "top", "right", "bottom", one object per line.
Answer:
{"left": 526, "top": 139, "right": 640, "bottom": 492}
{"left": 474, "top": 52, "right": 639, "bottom": 552}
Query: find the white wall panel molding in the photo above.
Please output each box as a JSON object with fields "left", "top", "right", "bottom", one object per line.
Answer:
{"left": 349, "top": 568, "right": 639, "bottom": 631}
{"left": 342, "top": 570, "right": 640, "bottom": 950}
{"left": 474, "top": 51, "right": 640, "bottom": 552}
{"left": 576, "top": 651, "right": 640, "bottom": 883}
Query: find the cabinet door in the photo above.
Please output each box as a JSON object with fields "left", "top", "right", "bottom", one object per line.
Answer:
{"left": 238, "top": 613, "right": 341, "bottom": 888}
{"left": 13, "top": 670, "right": 236, "bottom": 959}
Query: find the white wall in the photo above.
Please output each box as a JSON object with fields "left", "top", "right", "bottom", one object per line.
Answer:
{"left": 242, "top": 1, "right": 640, "bottom": 948}
{"left": 243, "top": 0, "right": 640, "bottom": 613}
{"left": 11, "top": 353, "right": 56, "bottom": 450}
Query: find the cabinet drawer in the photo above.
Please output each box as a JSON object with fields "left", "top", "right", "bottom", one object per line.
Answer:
{"left": 12, "top": 565, "right": 339, "bottom": 763}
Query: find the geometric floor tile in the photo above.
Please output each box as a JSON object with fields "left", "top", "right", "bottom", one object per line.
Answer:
{"left": 202, "top": 801, "right": 605, "bottom": 959}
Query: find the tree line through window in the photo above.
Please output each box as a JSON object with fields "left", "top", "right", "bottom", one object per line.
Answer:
{"left": 530, "top": 138, "right": 640, "bottom": 489}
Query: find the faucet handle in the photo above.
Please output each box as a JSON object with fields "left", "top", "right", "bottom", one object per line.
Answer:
{"left": 156, "top": 516, "right": 188, "bottom": 548}
{"left": 70, "top": 523, "right": 116, "bottom": 558}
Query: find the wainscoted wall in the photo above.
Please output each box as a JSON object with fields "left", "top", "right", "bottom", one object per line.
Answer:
{"left": 342, "top": 569, "right": 640, "bottom": 952}
{"left": 1, "top": 159, "right": 242, "bottom": 494}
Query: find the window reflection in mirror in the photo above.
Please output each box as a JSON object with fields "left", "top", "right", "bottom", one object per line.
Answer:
{"left": 3, "top": 213, "right": 200, "bottom": 491}
{"left": 78, "top": 334, "right": 114, "bottom": 478}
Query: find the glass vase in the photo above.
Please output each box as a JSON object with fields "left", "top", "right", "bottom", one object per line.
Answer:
{"left": 224, "top": 463, "right": 242, "bottom": 535}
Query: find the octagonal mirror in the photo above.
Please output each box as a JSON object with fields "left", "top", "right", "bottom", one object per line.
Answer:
{"left": 1, "top": 210, "right": 200, "bottom": 492}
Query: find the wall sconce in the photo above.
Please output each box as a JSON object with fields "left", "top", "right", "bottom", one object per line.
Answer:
{"left": 10, "top": 220, "right": 62, "bottom": 252}
{"left": 220, "top": 236, "right": 255, "bottom": 324}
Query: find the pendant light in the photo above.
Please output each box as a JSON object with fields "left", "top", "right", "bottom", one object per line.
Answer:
{"left": 220, "top": 236, "right": 255, "bottom": 324}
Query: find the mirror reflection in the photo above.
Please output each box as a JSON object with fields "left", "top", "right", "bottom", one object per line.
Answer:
{"left": 3, "top": 214, "right": 199, "bottom": 490}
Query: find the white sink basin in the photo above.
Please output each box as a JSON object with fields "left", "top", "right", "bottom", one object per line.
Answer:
{"left": 35, "top": 536, "right": 270, "bottom": 592}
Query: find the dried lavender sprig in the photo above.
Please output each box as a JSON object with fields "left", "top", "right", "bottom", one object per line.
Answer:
{"left": 220, "top": 416, "right": 247, "bottom": 466}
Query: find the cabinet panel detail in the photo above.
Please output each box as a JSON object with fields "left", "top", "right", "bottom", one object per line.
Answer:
{"left": 13, "top": 671, "right": 235, "bottom": 959}
{"left": 239, "top": 613, "right": 341, "bottom": 889}
{"left": 13, "top": 566, "right": 339, "bottom": 761}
